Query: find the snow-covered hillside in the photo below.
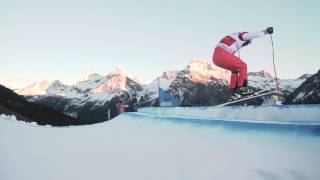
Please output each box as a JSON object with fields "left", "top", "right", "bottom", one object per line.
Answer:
{"left": 1, "top": 105, "right": 320, "bottom": 180}
{"left": 285, "top": 70, "right": 320, "bottom": 104}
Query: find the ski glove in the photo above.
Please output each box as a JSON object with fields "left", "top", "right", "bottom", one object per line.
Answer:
{"left": 242, "top": 40, "right": 251, "bottom": 47}
{"left": 264, "top": 27, "right": 273, "bottom": 34}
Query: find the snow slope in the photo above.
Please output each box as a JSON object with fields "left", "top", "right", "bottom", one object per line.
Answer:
{"left": 287, "top": 70, "right": 320, "bottom": 104}
{"left": 1, "top": 105, "right": 320, "bottom": 180}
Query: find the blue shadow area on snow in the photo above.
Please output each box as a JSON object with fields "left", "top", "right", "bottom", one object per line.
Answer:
{"left": 124, "top": 112, "right": 320, "bottom": 136}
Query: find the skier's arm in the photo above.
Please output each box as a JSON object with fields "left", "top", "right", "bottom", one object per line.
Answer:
{"left": 240, "top": 27, "right": 273, "bottom": 41}
{"left": 241, "top": 31, "right": 266, "bottom": 41}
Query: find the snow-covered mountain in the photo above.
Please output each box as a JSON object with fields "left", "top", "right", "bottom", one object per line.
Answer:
{"left": 147, "top": 70, "right": 179, "bottom": 93}
{"left": 18, "top": 80, "right": 55, "bottom": 96}
{"left": 0, "top": 78, "right": 34, "bottom": 91}
{"left": 15, "top": 60, "right": 314, "bottom": 122}
{"left": 184, "top": 59, "right": 230, "bottom": 84}
{"left": 75, "top": 73, "right": 105, "bottom": 91}
{"left": 84, "top": 68, "right": 144, "bottom": 105}
{"left": 89, "top": 68, "right": 140, "bottom": 94}
{"left": 166, "top": 59, "right": 231, "bottom": 106}
{"left": 248, "top": 70, "right": 274, "bottom": 78}
{"left": 146, "top": 60, "right": 311, "bottom": 106}
{"left": 17, "top": 61, "right": 308, "bottom": 103}
{"left": 15, "top": 68, "right": 145, "bottom": 122}
{"left": 19, "top": 80, "right": 68, "bottom": 96}
{"left": 18, "top": 68, "right": 143, "bottom": 104}
{"left": 146, "top": 59, "right": 230, "bottom": 94}
{"left": 75, "top": 68, "right": 143, "bottom": 93}
{"left": 285, "top": 70, "right": 320, "bottom": 104}
{"left": 248, "top": 70, "right": 309, "bottom": 92}
{"left": 18, "top": 80, "right": 84, "bottom": 100}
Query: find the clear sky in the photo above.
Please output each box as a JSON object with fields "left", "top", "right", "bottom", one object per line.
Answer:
{"left": 1, "top": 0, "right": 319, "bottom": 86}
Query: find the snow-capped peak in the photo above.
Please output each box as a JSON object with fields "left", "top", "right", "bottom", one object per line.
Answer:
{"left": 109, "top": 67, "right": 144, "bottom": 84}
{"left": 0, "top": 78, "right": 35, "bottom": 91}
{"left": 51, "top": 80, "right": 65, "bottom": 87}
{"left": 91, "top": 69, "right": 127, "bottom": 93}
{"left": 75, "top": 73, "right": 105, "bottom": 91}
{"left": 89, "top": 68, "right": 142, "bottom": 94}
{"left": 146, "top": 70, "right": 180, "bottom": 92}
{"left": 18, "top": 80, "right": 65, "bottom": 96}
{"left": 162, "top": 71, "right": 179, "bottom": 79}
{"left": 109, "top": 67, "right": 127, "bottom": 76}
{"left": 77, "top": 70, "right": 101, "bottom": 83}
{"left": 248, "top": 70, "right": 274, "bottom": 78}
{"left": 183, "top": 59, "right": 230, "bottom": 84}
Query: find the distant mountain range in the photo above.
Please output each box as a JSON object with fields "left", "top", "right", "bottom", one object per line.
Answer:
{"left": 3, "top": 59, "right": 317, "bottom": 123}
{"left": 18, "top": 68, "right": 143, "bottom": 106}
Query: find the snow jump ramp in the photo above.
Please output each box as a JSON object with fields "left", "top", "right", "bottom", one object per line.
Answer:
{"left": 1, "top": 104, "right": 320, "bottom": 180}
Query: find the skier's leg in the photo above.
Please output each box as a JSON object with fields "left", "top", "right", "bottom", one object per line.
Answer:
{"left": 213, "top": 48, "right": 247, "bottom": 89}
{"left": 237, "top": 63, "right": 247, "bottom": 88}
{"left": 213, "top": 48, "right": 237, "bottom": 89}
{"left": 230, "top": 72, "right": 239, "bottom": 90}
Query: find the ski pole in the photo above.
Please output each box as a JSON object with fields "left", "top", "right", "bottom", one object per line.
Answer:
{"left": 270, "top": 35, "right": 281, "bottom": 97}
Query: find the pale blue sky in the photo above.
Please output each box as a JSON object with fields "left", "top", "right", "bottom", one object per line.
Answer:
{"left": 1, "top": 0, "right": 319, "bottom": 85}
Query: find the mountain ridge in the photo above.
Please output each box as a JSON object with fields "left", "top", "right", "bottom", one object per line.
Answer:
{"left": 9, "top": 59, "right": 315, "bottom": 123}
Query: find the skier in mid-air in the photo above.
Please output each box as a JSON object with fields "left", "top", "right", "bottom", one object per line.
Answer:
{"left": 212, "top": 27, "right": 273, "bottom": 99}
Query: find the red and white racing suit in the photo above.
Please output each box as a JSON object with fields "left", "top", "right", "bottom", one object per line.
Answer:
{"left": 212, "top": 30, "right": 266, "bottom": 90}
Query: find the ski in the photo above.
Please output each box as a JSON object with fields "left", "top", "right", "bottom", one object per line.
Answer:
{"left": 229, "top": 88, "right": 272, "bottom": 101}
{"left": 215, "top": 90, "right": 277, "bottom": 107}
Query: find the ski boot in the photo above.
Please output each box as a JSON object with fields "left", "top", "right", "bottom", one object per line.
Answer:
{"left": 238, "top": 87, "right": 254, "bottom": 96}
{"left": 229, "top": 89, "right": 243, "bottom": 101}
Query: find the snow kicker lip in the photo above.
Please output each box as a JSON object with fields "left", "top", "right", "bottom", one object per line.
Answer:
{"left": 138, "top": 104, "right": 320, "bottom": 125}
{"left": 124, "top": 104, "right": 320, "bottom": 135}
{"left": 124, "top": 112, "right": 320, "bottom": 136}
